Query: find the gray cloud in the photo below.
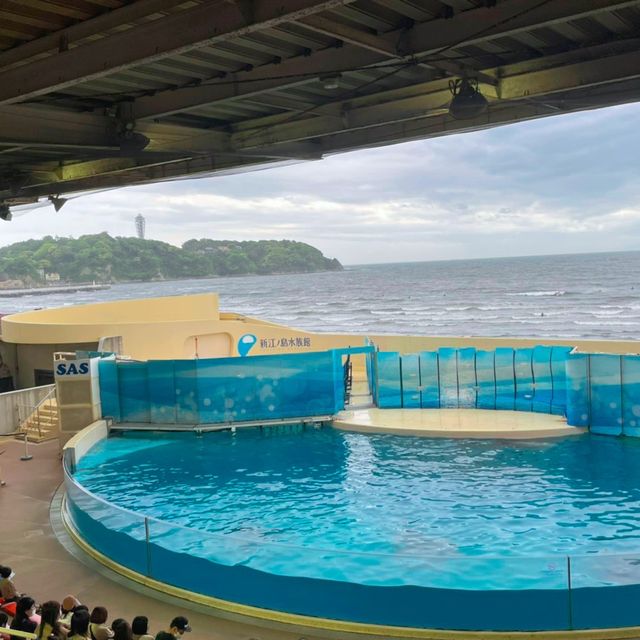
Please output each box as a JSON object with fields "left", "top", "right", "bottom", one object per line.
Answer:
{"left": 7, "top": 102, "right": 640, "bottom": 264}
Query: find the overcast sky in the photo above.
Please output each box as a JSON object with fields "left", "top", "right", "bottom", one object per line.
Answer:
{"left": 7, "top": 102, "right": 640, "bottom": 265}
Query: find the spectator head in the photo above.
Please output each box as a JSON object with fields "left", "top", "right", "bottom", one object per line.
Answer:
{"left": 113, "top": 621, "right": 132, "bottom": 640}
{"left": 90, "top": 607, "right": 108, "bottom": 625}
{"left": 0, "top": 566, "right": 12, "bottom": 579}
{"left": 70, "top": 610, "right": 91, "bottom": 637}
{"left": 62, "top": 596, "right": 81, "bottom": 613}
{"left": 16, "top": 597, "right": 36, "bottom": 620}
{"left": 131, "top": 617, "right": 148, "bottom": 636}
{"left": 111, "top": 619, "right": 125, "bottom": 631}
{"left": 169, "top": 617, "right": 190, "bottom": 636}
{"left": 40, "top": 601, "right": 61, "bottom": 626}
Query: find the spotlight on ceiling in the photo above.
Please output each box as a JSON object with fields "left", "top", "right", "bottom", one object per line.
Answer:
{"left": 118, "top": 131, "right": 150, "bottom": 153}
{"left": 320, "top": 73, "right": 341, "bottom": 90}
{"left": 448, "top": 78, "right": 488, "bottom": 120}
{"left": 0, "top": 203, "right": 12, "bottom": 222}
{"left": 48, "top": 195, "right": 68, "bottom": 212}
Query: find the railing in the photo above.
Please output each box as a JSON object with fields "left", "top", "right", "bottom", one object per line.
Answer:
{"left": 18, "top": 385, "right": 57, "bottom": 439}
{"left": 0, "top": 384, "right": 54, "bottom": 435}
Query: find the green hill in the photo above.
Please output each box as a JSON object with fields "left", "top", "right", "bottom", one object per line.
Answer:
{"left": 0, "top": 233, "right": 343, "bottom": 285}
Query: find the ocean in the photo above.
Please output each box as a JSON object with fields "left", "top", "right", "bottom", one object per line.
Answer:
{"left": 1, "top": 251, "right": 639, "bottom": 340}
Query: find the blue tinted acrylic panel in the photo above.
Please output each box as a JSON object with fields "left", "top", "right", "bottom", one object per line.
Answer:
{"left": 376, "top": 352, "right": 401, "bottom": 408}
{"left": 98, "top": 357, "right": 121, "bottom": 422}
{"left": 494, "top": 348, "right": 515, "bottom": 411}
{"left": 118, "top": 362, "right": 150, "bottom": 423}
{"left": 475, "top": 350, "right": 495, "bottom": 410}
{"left": 457, "top": 348, "right": 477, "bottom": 408}
{"left": 401, "top": 354, "right": 421, "bottom": 408}
{"left": 532, "top": 346, "right": 553, "bottom": 413}
{"left": 148, "top": 360, "right": 176, "bottom": 423}
{"left": 419, "top": 351, "right": 439, "bottom": 408}
{"left": 565, "top": 353, "right": 589, "bottom": 428}
{"left": 551, "top": 346, "right": 573, "bottom": 416}
{"left": 438, "top": 348, "right": 458, "bottom": 408}
{"left": 590, "top": 354, "right": 622, "bottom": 436}
{"left": 174, "top": 360, "right": 199, "bottom": 424}
{"left": 514, "top": 348, "right": 534, "bottom": 412}
{"left": 622, "top": 356, "right": 640, "bottom": 437}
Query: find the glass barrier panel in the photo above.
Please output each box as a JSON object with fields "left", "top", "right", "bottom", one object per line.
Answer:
{"left": 570, "top": 553, "right": 640, "bottom": 629}
{"left": 118, "top": 362, "right": 150, "bottom": 423}
{"left": 457, "top": 348, "right": 477, "bottom": 408}
{"left": 376, "top": 352, "right": 401, "bottom": 408}
{"left": 514, "top": 348, "right": 534, "bottom": 412}
{"left": 565, "top": 352, "right": 589, "bottom": 427}
{"left": 98, "top": 357, "right": 120, "bottom": 421}
{"left": 401, "top": 354, "right": 420, "bottom": 408}
{"left": 622, "top": 355, "right": 640, "bottom": 437}
{"left": 589, "top": 354, "right": 622, "bottom": 436}
{"left": 476, "top": 349, "right": 496, "bottom": 409}
{"left": 438, "top": 348, "right": 458, "bottom": 408}
{"left": 148, "top": 360, "right": 177, "bottom": 423}
{"left": 495, "top": 347, "right": 515, "bottom": 411}
{"left": 174, "top": 360, "right": 199, "bottom": 423}
{"left": 551, "top": 346, "right": 572, "bottom": 416}
{"left": 532, "top": 345, "right": 553, "bottom": 413}
{"left": 64, "top": 473, "right": 148, "bottom": 575}
{"left": 419, "top": 351, "right": 439, "bottom": 408}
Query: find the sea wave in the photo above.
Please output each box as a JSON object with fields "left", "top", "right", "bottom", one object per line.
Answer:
{"left": 507, "top": 291, "right": 566, "bottom": 297}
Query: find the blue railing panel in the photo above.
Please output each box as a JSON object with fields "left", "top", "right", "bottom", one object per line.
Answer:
{"left": 590, "top": 354, "right": 622, "bottom": 436}
{"left": 118, "top": 362, "right": 150, "bottom": 423}
{"left": 376, "top": 352, "right": 401, "bottom": 409}
{"left": 551, "top": 346, "right": 573, "bottom": 416}
{"left": 622, "top": 356, "right": 640, "bottom": 437}
{"left": 457, "top": 348, "right": 477, "bottom": 408}
{"left": 566, "top": 353, "right": 590, "bottom": 428}
{"left": 419, "top": 351, "right": 440, "bottom": 408}
{"left": 532, "top": 346, "right": 553, "bottom": 413}
{"left": 148, "top": 360, "right": 176, "bottom": 423}
{"left": 476, "top": 350, "right": 496, "bottom": 410}
{"left": 438, "top": 348, "right": 458, "bottom": 408}
{"left": 514, "top": 348, "right": 534, "bottom": 412}
{"left": 495, "top": 348, "right": 515, "bottom": 411}
{"left": 401, "top": 354, "right": 421, "bottom": 408}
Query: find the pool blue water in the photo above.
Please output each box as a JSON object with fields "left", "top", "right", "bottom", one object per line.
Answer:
{"left": 73, "top": 427, "right": 640, "bottom": 589}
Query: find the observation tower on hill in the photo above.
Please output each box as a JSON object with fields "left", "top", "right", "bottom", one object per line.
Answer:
{"left": 135, "top": 214, "right": 145, "bottom": 239}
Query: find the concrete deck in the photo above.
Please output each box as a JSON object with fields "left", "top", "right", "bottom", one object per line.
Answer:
{"left": 334, "top": 408, "right": 585, "bottom": 439}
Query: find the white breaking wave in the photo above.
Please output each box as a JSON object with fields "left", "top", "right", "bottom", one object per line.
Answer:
{"left": 507, "top": 290, "right": 566, "bottom": 297}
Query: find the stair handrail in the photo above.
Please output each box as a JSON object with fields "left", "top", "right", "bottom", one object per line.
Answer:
{"left": 18, "top": 385, "right": 57, "bottom": 439}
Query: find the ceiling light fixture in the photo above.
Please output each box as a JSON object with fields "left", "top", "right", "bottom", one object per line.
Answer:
{"left": 320, "top": 73, "right": 341, "bottom": 90}
{"left": 448, "top": 78, "right": 488, "bottom": 120}
{"left": 48, "top": 195, "right": 68, "bottom": 212}
{"left": 0, "top": 203, "right": 12, "bottom": 221}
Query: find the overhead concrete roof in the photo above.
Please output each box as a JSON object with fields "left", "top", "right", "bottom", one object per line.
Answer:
{"left": 1, "top": 1, "right": 640, "bottom": 206}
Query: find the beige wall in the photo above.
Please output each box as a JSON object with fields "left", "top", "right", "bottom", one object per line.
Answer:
{"left": 15, "top": 342, "right": 97, "bottom": 388}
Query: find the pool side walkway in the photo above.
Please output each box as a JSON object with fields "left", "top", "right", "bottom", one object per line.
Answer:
{"left": 334, "top": 408, "right": 585, "bottom": 439}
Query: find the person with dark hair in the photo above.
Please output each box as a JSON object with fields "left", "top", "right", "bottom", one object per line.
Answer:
{"left": 61, "top": 596, "right": 83, "bottom": 627}
{"left": 36, "top": 600, "right": 68, "bottom": 640}
{"left": 68, "top": 610, "right": 91, "bottom": 640}
{"left": 131, "top": 617, "right": 153, "bottom": 640}
{"left": 154, "top": 617, "right": 190, "bottom": 640}
{"left": 89, "top": 607, "right": 114, "bottom": 640}
{"left": 10, "top": 596, "right": 38, "bottom": 633}
{"left": 113, "top": 620, "right": 132, "bottom": 640}
{"left": 0, "top": 566, "right": 18, "bottom": 603}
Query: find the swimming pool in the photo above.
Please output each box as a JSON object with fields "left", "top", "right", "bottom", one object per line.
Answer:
{"left": 64, "top": 425, "right": 640, "bottom": 632}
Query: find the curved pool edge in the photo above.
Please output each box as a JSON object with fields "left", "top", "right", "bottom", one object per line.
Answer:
{"left": 58, "top": 492, "right": 640, "bottom": 640}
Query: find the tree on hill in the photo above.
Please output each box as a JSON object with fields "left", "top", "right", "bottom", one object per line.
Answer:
{"left": 0, "top": 234, "right": 343, "bottom": 285}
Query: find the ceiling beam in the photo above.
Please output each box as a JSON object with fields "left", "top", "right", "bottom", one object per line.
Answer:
{"left": 230, "top": 48, "right": 640, "bottom": 149}
{"left": 0, "top": 0, "right": 356, "bottom": 105}
{"left": 132, "top": 0, "right": 637, "bottom": 121}
{"left": 0, "top": 0, "right": 183, "bottom": 71}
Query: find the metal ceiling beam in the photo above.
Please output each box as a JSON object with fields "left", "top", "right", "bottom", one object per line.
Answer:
{"left": 298, "top": 14, "right": 497, "bottom": 85}
{"left": 0, "top": 0, "right": 182, "bottom": 71}
{"left": 132, "top": 0, "right": 636, "bottom": 121}
{"left": 0, "top": 0, "right": 356, "bottom": 105}
{"left": 230, "top": 47, "right": 640, "bottom": 149}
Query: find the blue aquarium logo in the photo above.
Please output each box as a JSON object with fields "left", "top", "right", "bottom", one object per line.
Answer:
{"left": 238, "top": 333, "right": 257, "bottom": 357}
